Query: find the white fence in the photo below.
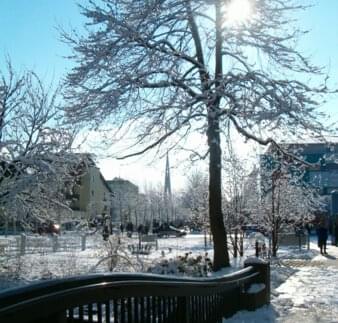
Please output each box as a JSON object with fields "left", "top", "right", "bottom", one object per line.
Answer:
{"left": 0, "top": 233, "right": 103, "bottom": 256}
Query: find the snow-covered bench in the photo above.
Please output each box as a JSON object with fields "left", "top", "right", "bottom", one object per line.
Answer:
{"left": 128, "top": 244, "right": 153, "bottom": 255}
{"left": 128, "top": 235, "right": 158, "bottom": 255}
{"left": 140, "top": 234, "right": 158, "bottom": 250}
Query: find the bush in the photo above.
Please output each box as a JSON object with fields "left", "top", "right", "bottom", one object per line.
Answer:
{"left": 148, "top": 252, "right": 212, "bottom": 277}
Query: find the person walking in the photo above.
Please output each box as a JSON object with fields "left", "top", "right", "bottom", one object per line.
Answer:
{"left": 126, "top": 222, "right": 133, "bottom": 238}
{"left": 316, "top": 214, "right": 329, "bottom": 255}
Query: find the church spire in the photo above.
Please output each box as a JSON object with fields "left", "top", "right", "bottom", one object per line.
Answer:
{"left": 164, "top": 152, "right": 172, "bottom": 223}
{"left": 164, "top": 152, "right": 172, "bottom": 197}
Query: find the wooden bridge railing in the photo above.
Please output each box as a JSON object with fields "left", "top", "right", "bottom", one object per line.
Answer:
{"left": 0, "top": 259, "right": 270, "bottom": 323}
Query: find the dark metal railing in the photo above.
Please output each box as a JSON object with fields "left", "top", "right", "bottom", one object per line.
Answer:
{"left": 0, "top": 259, "right": 270, "bottom": 323}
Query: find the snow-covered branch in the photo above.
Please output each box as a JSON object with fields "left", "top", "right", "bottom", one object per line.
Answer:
{"left": 0, "top": 61, "right": 81, "bottom": 227}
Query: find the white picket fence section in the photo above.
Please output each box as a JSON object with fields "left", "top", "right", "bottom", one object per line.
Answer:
{"left": 0, "top": 233, "right": 104, "bottom": 256}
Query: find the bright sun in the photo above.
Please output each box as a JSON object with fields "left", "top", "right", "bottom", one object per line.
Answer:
{"left": 224, "top": 0, "right": 253, "bottom": 27}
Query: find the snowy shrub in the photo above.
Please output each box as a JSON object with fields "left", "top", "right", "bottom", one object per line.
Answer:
{"left": 147, "top": 252, "right": 212, "bottom": 277}
{"left": 92, "top": 235, "right": 137, "bottom": 272}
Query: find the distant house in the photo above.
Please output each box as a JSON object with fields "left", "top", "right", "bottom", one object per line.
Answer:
{"left": 66, "top": 155, "right": 113, "bottom": 224}
{"left": 72, "top": 168, "right": 112, "bottom": 216}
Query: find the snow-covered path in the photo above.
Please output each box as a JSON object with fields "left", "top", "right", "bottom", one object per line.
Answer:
{"left": 225, "top": 242, "right": 338, "bottom": 322}
{"left": 274, "top": 243, "right": 338, "bottom": 322}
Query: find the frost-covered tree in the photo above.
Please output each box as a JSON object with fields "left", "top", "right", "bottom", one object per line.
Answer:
{"left": 222, "top": 139, "right": 253, "bottom": 257}
{"left": 251, "top": 160, "right": 325, "bottom": 257}
{"left": 222, "top": 138, "right": 252, "bottom": 227}
{"left": 181, "top": 170, "right": 209, "bottom": 231}
{"left": 63, "top": 0, "right": 330, "bottom": 269}
{"left": 0, "top": 61, "right": 79, "bottom": 229}
{"left": 145, "top": 183, "right": 166, "bottom": 225}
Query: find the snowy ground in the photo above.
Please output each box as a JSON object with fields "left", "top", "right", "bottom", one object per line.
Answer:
{"left": 1, "top": 233, "right": 338, "bottom": 322}
{"left": 0, "top": 233, "right": 224, "bottom": 287}
{"left": 224, "top": 238, "right": 338, "bottom": 322}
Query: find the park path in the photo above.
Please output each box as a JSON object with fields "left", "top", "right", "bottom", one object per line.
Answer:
{"left": 273, "top": 242, "right": 338, "bottom": 322}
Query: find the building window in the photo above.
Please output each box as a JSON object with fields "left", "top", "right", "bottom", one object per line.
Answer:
{"left": 308, "top": 170, "right": 338, "bottom": 188}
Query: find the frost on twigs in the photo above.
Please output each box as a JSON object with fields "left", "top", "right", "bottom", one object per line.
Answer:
{"left": 91, "top": 235, "right": 137, "bottom": 272}
{"left": 63, "top": 0, "right": 331, "bottom": 159}
{"left": 0, "top": 60, "right": 81, "bottom": 228}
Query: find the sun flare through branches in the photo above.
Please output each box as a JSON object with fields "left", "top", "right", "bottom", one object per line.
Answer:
{"left": 223, "top": 0, "right": 253, "bottom": 27}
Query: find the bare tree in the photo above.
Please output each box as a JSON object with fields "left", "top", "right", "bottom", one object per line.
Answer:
{"left": 63, "top": 0, "right": 330, "bottom": 269}
{"left": 0, "top": 60, "right": 79, "bottom": 229}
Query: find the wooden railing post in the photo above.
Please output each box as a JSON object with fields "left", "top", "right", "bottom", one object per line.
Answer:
{"left": 244, "top": 258, "right": 270, "bottom": 307}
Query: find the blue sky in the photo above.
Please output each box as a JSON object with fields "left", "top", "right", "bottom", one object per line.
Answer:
{"left": 0, "top": 0, "right": 337, "bottom": 188}
{"left": 0, "top": 1, "right": 337, "bottom": 106}
{"left": 0, "top": 0, "right": 84, "bottom": 81}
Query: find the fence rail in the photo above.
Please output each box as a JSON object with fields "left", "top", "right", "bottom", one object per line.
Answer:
{"left": 0, "top": 259, "right": 270, "bottom": 323}
{"left": 0, "top": 234, "right": 97, "bottom": 256}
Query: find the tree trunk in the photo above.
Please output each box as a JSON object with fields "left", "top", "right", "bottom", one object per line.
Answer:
{"left": 272, "top": 227, "right": 278, "bottom": 257}
{"left": 234, "top": 229, "right": 238, "bottom": 258}
{"left": 187, "top": 0, "right": 229, "bottom": 269}
{"left": 208, "top": 113, "right": 230, "bottom": 270}
{"left": 271, "top": 175, "right": 278, "bottom": 257}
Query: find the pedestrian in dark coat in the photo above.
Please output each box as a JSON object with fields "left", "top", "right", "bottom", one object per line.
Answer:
{"left": 102, "top": 225, "right": 109, "bottom": 241}
{"left": 126, "top": 222, "right": 133, "bottom": 238}
{"left": 316, "top": 214, "right": 329, "bottom": 255}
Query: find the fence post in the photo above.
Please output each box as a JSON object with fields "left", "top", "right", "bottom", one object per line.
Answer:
{"left": 244, "top": 258, "right": 270, "bottom": 305}
{"left": 81, "top": 235, "right": 86, "bottom": 251}
{"left": 20, "top": 234, "right": 26, "bottom": 255}
{"left": 52, "top": 235, "right": 58, "bottom": 252}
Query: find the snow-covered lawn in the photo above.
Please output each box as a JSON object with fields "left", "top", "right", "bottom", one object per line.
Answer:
{"left": 1, "top": 233, "right": 338, "bottom": 322}
{"left": 0, "top": 233, "right": 220, "bottom": 287}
